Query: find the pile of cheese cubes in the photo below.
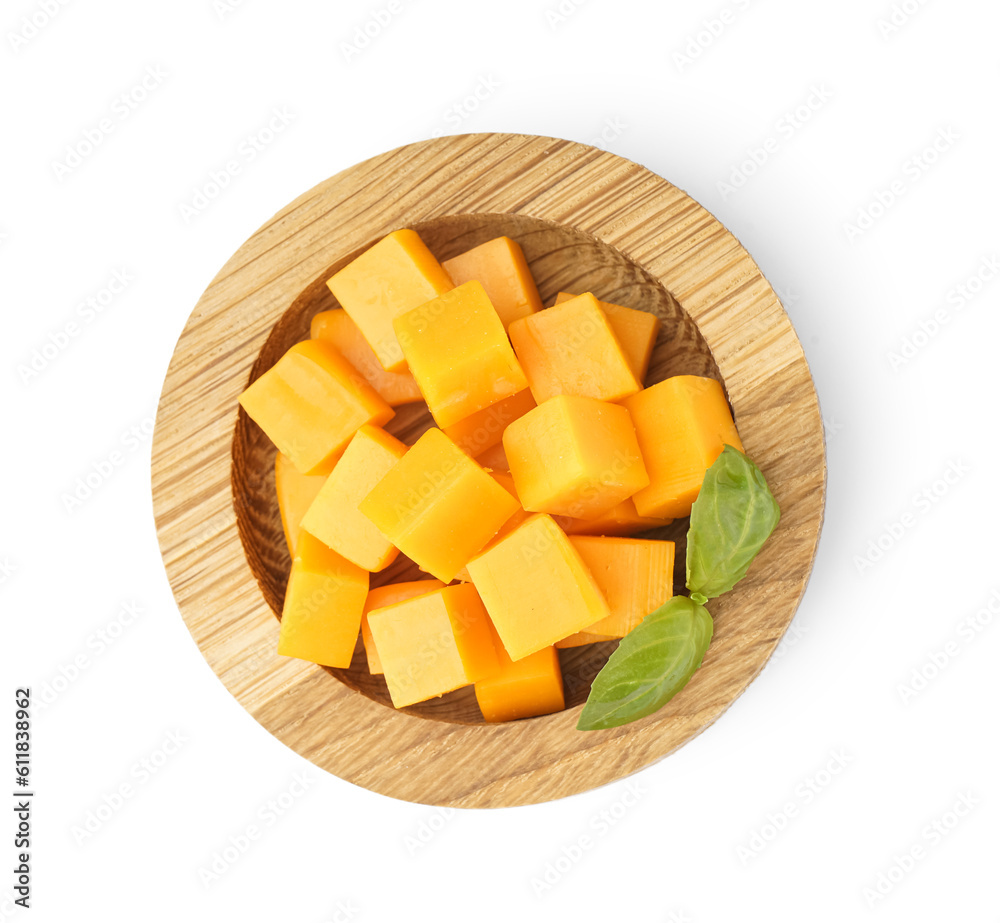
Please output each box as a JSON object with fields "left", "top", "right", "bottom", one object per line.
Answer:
{"left": 239, "top": 230, "right": 742, "bottom": 721}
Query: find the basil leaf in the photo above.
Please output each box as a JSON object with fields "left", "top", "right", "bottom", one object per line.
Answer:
{"left": 576, "top": 596, "right": 713, "bottom": 731}
{"left": 686, "top": 444, "right": 780, "bottom": 602}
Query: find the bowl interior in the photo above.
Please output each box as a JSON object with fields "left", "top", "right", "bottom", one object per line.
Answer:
{"left": 232, "top": 212, "right": 725, "bottom": 725}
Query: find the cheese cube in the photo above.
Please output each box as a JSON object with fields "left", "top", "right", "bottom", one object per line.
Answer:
{"left": 300, "top": 425, "right": 407, "bottom": 572}
{"left": 326, "top": 229, "right": 453, "bottom": 372}
{"left": 358, "top": 427, "right": 519, "bottom": 582}
{"left": 278, "top": 532, "right": 369, "bottom": 668}
{"left": 474, "top": 623, "right": 565, "bottom": 722}
{"left": 474, "top": 442, "right": 510, "bottom": 471}
{"left": 567, "top": 535, "right": 675, "bottom": 637}
{"left": 554, "top": 497, "right": 672, "bottom": 537}
{"left": 274, "top": 452, "right": 326, "bottom": 555}
{"left": 624, "top": 375, "right": 743, "bottom": 518}
{"left": 454, "top": 469, "right": 532, "bottom": 582}
{"left": 442, "top": 236, "right": 543, "bottom": 330}
{"left": 554, "top": 292, "right": 660, "bottom": 382}
{"left": 442, "top": 389, "right": 535, "bottom": 458}
{"left": 509, "top": 293, "right": 641, "bottom": 403}
{"left": 554, "top": 629, "right": 616, "bottom": 648}
{"left": 361, "top": 579, "right": 444, "bottom": 675}
{"left": 238, "top": 340, "right": 393, "bottom": 476}
{"left": 367, "top": 584, "right": 499, "bottom": 707}
{"left": 466, "top": 514, "right": 611, "bottom": 661}
{"left": 393, "top": 280, "right": 528, "bottom": 429}
{"left": 503, "top": 394, "right": 649, "bottom": 519}
{"left": 310, "top": 309, "right": 423, "bottom": 406}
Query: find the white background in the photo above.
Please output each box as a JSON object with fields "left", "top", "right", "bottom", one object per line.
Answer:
{"left": 2, "top": 0, "right": 998, "bottom": 920}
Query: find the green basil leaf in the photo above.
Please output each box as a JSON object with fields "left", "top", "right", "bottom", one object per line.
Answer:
{"left": 686, "top": 444, "right": 780, "bottom": 602}
{"left": 576, "top": 596, "right": 713, "bottom": 731}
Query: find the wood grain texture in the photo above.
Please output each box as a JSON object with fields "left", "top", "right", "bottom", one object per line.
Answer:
{"left": 152, "top": 133, "right": 826, "bottom": 808}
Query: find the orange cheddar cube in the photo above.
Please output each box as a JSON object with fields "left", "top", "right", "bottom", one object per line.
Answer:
{"left": 326, "top": 229, "right": 453, "bottom": 372}
{"left": 475, "top": 442, "right": 510, "bottom": 471}
{"left": 274, "top": 452, "right": 326, "bottom": 555}
{"left": 454, "top": 469, "right": 532, "bottom": 582}
{"left": 624, "top": 375, "right": 743, "bottom": 518}
{"left": 367, "top": 583, "right": 499, "bottom": 707}
{"left": 482, "top": 469, "right": 530, "bottom": 529}
{"left": 567, "top": 535, "right": 675, "bottom": 637}
{"left": 509, "top": 293, "right": 641, "bottom": 403}
{"left": 238, "top": 340, "right": 394, "bottom": 476}
{"left": 357, "top": 427, "right": 520, "bottom": 582}
{"left": 466, "top": 514, "right": 611, "bottom": 661}
{"left": 300, "top": 425, "right": 407, "bottom": 572}
{"left": 310, "top": 309, "right": 423, "bottom": 406}
{"left": 393, "top": 281, "right": 528, "bottom": 429}
{"left": 554, "top": 630, "right": 616, "bottom": 648}
{"left": 361, "top": 579, "right": 444, "bottom": 674}
{"left": 503, "top": 395, "right": 649, "bottom": 519}
{"left": 442, "top": 389, "right": 536, "bottom": 458}
{"left": 554, "top": 292, "right": 660, "bottom": 382}
{"left": 278, "top": 532, "right": 369, "bottom": 668}
{"left": 554, "top": 497, "right": 672, "bottom": 537}
{"left": 474, "top": 623, "right": 565, "bottom": 722}
{"left": 442, "top": 236, "right": 543, "bottom": 330}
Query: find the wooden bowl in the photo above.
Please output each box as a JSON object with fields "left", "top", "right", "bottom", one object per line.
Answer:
{"left": 152, "top": 133, "right": 825, "bottom": 808}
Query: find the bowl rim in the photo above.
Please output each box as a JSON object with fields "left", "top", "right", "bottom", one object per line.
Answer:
{"left": 151, "top": 132, "right": 826, "bottom": 808}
